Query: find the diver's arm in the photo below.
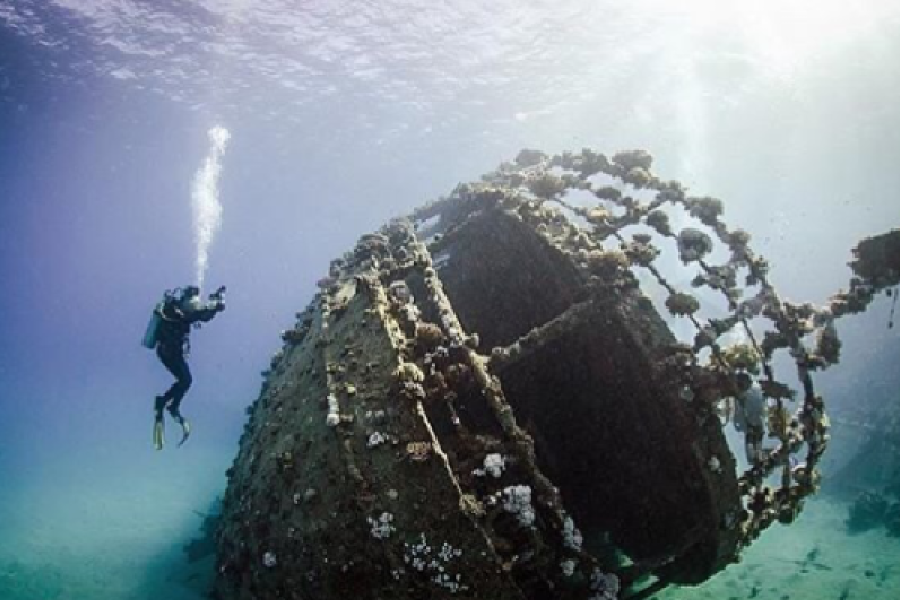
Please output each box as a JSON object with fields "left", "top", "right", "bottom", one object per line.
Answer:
{"left": 183, "top": 301, "right": 224, "bottom": 324}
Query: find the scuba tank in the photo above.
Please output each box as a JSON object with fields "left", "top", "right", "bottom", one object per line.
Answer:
{"left": 141, "top": 310, "right": 161, "bottom": 349}
{"left": 142, "top": 289, "right": 178, "bottom": 349}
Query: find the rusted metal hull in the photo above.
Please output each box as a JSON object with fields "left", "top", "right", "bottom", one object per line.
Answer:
{"left": 214, "top": 191, "right": 742, "bottom": 600}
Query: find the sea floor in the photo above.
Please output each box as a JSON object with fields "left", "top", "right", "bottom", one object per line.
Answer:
{"left": 0, "top": 438, "right": 228, "bottom": 600}
{"left": 656, "top": 496, "right": 900, "bottom": 600}
{"left": 1, "top": 444, "right": 897, "bottom": 600}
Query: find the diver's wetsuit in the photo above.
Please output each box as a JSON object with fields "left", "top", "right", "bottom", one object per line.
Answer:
{"left": 735, "top": 381, "right": 766, "bottom": 463}
{"left": 154, "top": 299, "right": 221, "bottom": 423}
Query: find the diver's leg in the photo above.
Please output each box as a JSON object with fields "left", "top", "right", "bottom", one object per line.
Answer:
{"left": 166, "top": 355, "right": 192, "bottom": 418}
{"left": 156, "top": 346, "right": 193, "bottom": 449}
{"left": 165, "top": 354, "right": 193, "bottom": 446}
{"left": 154, "top": 394, "right": 166, "bottom": 422}
{"left": 153, "top": 347, "right": 178, "bottom": 450}
{"left": 158, "top": 346, "right": 187, "bottom": 401}
{"left": 745, "top": 425, "right": 763, "bottom": 463}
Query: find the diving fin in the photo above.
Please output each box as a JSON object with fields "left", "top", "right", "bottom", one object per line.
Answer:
{"left": 153, "top": 421, "right": 165, "bottom": 451}
{"left": 177, "top": 418, "right": 192, "bottom": 448}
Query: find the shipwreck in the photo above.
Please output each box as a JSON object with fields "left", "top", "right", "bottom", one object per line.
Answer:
{"left": 211, "top": 148, "right": 898, "bottom": 600}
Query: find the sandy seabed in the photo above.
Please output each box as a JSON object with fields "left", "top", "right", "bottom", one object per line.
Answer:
{"left": 0, "top": 440, "right": 228, "bottom": 600}
{"left": 656, "top": 498, "right": 900, "bottom": 600}
{"left": 1, "top": 443, "right": 897, "bottom": 600}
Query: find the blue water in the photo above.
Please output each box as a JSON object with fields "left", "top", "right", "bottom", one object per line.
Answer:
{"left": 1, "top": 1, "right": 899, "bottom": 598}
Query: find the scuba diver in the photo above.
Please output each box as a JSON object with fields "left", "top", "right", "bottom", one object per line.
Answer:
{"left": 143, "top": 285, "right": 226, "bottom": 450}
{"left": 733, "top": 372, "right": 766, "bottom": 463}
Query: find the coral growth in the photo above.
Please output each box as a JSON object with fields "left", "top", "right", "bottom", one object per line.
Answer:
{"left": 676, "top": 228, "right": 713, "bottom": 263}
{"left": 686, "top": 197, "right": 724, "bottom": 226}
{"left": 515, "top": 148, "right": 546, "bottom": 168}
{"left": 666, "top": 292, "right": 701, "bottom": 317}
{"left": 814, "top": 323, "right": 841, "bottom": 366}
{"left": 611, "top": 149, "right": 653, "bottom": 172}
{"left": 415, "top": 322, "right": 444, "bottom": 351}
{"left": 722, "top": 343, "right": 761, "bottom": 374}
{"left": 646, "top": 210, "right": 672, "bottom": 235}
{"left": 528, "top": 173, "right": 566, "bottom": 199}
{"left": 849, "top": 229, "right": 900, "bottom": 289}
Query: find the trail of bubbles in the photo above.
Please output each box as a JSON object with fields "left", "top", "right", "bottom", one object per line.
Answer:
{"left": 192, "top": 125, "right": 230, "bottom": 290}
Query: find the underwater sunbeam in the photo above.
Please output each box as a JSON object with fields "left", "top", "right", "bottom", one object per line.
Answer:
{"left": 192, "top": 125, "right": 231, "bottom": 290}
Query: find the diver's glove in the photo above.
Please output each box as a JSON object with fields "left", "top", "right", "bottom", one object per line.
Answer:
{"left": 209, "top": 286, "right": 226, "bottom": 313}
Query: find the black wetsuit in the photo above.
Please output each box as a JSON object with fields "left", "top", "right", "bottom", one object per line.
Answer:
{"left": 155, "top": 299, "right": 222, "bottom": 422}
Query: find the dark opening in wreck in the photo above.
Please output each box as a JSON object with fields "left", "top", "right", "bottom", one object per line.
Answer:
{"left": 434, "top": 205, "right": 739, "bottom": 584}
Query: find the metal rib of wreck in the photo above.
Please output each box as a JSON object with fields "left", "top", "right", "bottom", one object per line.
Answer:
{"left": 214, "top": 148, "right": 879, "bottom": 600}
